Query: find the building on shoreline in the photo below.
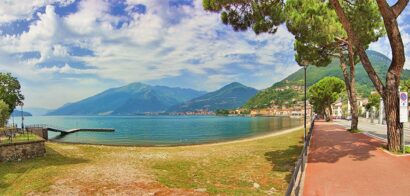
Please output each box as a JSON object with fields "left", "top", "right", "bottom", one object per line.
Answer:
{"left": 249, "top": 101, "right": 312, "bottom": 118}
{"left": 331, "top": 97, "right": 368, "bottom": 119}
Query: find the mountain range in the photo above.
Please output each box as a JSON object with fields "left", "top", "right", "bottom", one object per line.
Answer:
{"left": 243, "top": 50, "right": 410, "bottom": 109}
{"left": 48, "top": 83, "right": 206, "bottom": 115}
{"left": 167, "top": 82, "right": 258, "bottom": 112}
{"left": 48, "top": 82, "right": 257, "bottom": 115}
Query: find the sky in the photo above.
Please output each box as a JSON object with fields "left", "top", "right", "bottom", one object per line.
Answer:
{"left": 0, "top": 0, "right": 409, "bottom": 109}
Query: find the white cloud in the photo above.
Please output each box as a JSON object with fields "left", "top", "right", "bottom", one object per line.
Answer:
{"left": 37, "top": 63, "right": 95, "bottom": 74}
{"left": 0, "top": 0, "right": 74, "bottom": 23}
{"left": 0, "top": 0, "right": 296, "bottom": 107}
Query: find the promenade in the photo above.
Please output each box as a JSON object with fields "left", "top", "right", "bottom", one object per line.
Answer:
{"left": 303, "top": 121, "right": 410, "bottom": 196}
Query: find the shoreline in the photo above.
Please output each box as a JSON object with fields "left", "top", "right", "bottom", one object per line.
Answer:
{"left": 47, "top": 124, "right": 306, "bottom": 148}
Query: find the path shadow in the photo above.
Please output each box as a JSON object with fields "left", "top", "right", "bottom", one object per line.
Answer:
{"left": 264, "top": 139, "right": 304, "bottom": 182}
{"left": 0, "top": 145, "right": 89, "bottom": 191}
{"left": 308, "top": 123, "right": 383, "bottom": 163}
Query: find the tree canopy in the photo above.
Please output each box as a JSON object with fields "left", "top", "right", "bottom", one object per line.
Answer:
{"left": 0, "top": 100, "right": 10, "bottom": 127}
{"left": 0, "top": 73, "right": 24, "bottom": 114}
{"left": 203, "top": 0, "right": 285, "bottom": 34}
{"left": 285, "top": 0, "right": 384, "bottom": 67}
{"left": 308, "top": 77, "right": 345, "bottom": 120}
{"left": 366, "top": 93, "right": 381, "bottom": 111}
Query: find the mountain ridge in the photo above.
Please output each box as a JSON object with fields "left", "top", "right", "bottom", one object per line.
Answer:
{"left": 168, "top": 82, "right": 258, "bottom": 112}
{"left": 47, "top": 83, "right": 207, "bottom": 115}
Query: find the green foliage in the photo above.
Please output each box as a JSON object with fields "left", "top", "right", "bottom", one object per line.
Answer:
{"left": 244, "top": 51, "right": 403, "bottom": 110}
{"left": 285, "top": 0, "right": 345, "bottom": 67}
{"left": 0, "top": 100, "right": 10, "bottom": 127}
{"left": 308, "top": 77, "right": 345, "bottom": 115}
{"left": 366, "top": 93, "right": 381, "bottom": 111}
{"left": 203, "top": 0, "right": 285, "bottom": 34}
{"left": 243, "top": 88, "right": 300, "bottom": 109}
{"left": 285, "top": 0, "right": 384, "bottom": 68}
{"left": 343, "top": 0, "right": 385, "bottom": 48}
{"left": 0, "top": 73, "right": 24, "bottom": 114}
{"left": 400, "top": 79, "right": 410, "bottom": 93}
{"left": 240, "top": 109, "right": 251, "bottom": 114}
{"left": 215, "top": 109, "right": 230, "bottom": 115}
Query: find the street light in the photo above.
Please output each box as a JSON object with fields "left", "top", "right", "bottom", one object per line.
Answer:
{"left": 20, "top": 104, "right": 24, "bottom": 130}
{"left": 299, "top": 60, "right": 309, "bottom": 146}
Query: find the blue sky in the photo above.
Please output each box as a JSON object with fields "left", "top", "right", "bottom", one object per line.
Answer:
{"left": 0, "top": 0, "right": 409, "bottom": 109}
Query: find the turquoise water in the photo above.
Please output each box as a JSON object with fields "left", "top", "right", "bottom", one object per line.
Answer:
{"left": 14, "top": 116, "right": 303, "bottom": 146}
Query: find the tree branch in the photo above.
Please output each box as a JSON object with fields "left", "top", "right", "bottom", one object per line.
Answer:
{"left": 392, "top": 0, "right": 409, "bottom": 18}
{"left": 330, "top": 0, "right": 385, "bottom": 96}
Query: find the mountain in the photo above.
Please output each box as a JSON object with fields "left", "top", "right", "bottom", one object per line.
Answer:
{"left": 12, "top": 110, "right": 32, "bottom": 117}
{"left": 243, "top": 50, "right": 410, "bottom": 109}
{"left": 25, "top": 107, "right": 51, "bottom": 116}
{"left": 48, "top": 83, "right": 207, "bottom": 115}
{"left": 168, "top": 82, "right": 258, "bottom": 112}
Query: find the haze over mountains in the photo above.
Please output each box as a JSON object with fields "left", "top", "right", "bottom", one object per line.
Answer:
{"left": 47, "top": 82, "right": 257, "bottom": 115}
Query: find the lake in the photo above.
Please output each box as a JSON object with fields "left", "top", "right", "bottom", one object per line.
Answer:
{"left": 13, "top": 116, "right": 303, "bottom": 146}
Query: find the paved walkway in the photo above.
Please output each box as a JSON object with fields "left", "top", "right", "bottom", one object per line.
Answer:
{"left": 303, "top": 121, "right": 410, "bottom": 196}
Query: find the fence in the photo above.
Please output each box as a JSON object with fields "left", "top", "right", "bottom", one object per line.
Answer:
{"left": 285, "top": 116, "right": 315, "bottom": 196}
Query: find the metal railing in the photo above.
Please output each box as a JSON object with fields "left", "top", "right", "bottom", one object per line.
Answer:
{"left": 0, "top": 126, "right": 33, "bottom": 143}
{"left": 285, "top": 117, "right": 315, "bottom": 196}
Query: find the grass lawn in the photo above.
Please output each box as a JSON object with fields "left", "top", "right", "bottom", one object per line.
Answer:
{"left": 0, "top": 128, "right": 304, "bottom": 195}
{"left": 0, "top": 133, "right": 42, "bottom": 145}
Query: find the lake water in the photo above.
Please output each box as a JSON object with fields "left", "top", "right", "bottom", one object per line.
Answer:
{"left": 13, "top": 116, "right": 303, "bottom": 146}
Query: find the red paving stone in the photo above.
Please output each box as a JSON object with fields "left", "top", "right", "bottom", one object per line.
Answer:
{"left": 303, "top": 121, "right": 410, "bottom": 196}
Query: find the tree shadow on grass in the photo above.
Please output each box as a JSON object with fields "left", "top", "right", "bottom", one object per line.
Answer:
{"left": 0, "top": 145, "right": 89, "bottom": 191}
{"left": 264, "top": 139, "right": 304, "bottom": 182}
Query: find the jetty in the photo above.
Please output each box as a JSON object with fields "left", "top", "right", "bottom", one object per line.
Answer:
{"left": 26, "top": 124, "right": 114, "bottom": 139}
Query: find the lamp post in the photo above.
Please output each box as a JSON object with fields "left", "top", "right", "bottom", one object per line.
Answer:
{"left": 20, "top": 104, "right": 24, "bottom": 130}
{"left": 299, "top": 61, "right": 308, "bottom": 145}
{"left": 304, "top": 64, "right": 307, "bottom": 142}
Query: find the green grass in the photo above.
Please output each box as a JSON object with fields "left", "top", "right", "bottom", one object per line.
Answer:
{"left": 0, "top": 129, "right": 304, "bottom": 195}
{"left": 0, "top": 145, "right": 88, "bottom": 195}
{"left": 348, "top": 129, "right": 363, "bottom": 134}
{"left": 0, "top": 133, "right": 41, "bottom": 145}
{"left": 405, "top": 146, "right": 410, "bottom": 154}
{"left": 149, "top": 130, "right": 304, "bottom": 195}
{"left": 382, "top": 145, "right": 410, "bottom": 154}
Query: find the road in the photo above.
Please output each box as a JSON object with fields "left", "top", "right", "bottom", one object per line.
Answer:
{"left": 334, "top": 118, "right": 410, "bottom": 145}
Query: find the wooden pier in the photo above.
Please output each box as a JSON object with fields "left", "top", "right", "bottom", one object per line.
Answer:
{"left": 27, "top": 125, "right": 115, "bottom": 136}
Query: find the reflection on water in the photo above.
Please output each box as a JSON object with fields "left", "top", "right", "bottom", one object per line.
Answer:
{"left": 16, "top": 116, "right": 303, "bottom": 146}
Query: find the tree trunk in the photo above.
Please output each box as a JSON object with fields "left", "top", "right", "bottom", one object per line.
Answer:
{"left": 330, "top": 0, "right": 408, "bottom": 152}
{"left": 384, "top": 72, "right": 403, "bottom": 151}
{"left": 348, "top": 45, "right": 359, "bottom": 131}
{"left": 338, "top": 48, "right": 359, "bottom": 131}
{"left": 376, "top": 0, "right": 407, "bottom": 152}
{"left": 325, "top": 106, "right": 333, "bottom": 122}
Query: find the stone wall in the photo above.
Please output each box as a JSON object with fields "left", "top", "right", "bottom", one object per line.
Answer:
{"left": 0, "top": 140, "right": 46, "bottom": 162}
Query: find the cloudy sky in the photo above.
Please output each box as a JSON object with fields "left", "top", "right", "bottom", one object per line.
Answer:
{"left": 0, "top": 0, "right": 409, "bottom": 109}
